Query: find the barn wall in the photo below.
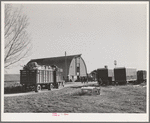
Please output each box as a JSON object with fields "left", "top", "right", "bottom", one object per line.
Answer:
{"left": 28, "top": 54, "right": 87, "bottom": 82}
{"left": 69, "top": 58, "right": 76, "bottom": 76}
{"left": 79, "top": 57, "right": 87, "bottom": 76}
{"left": 68, "top": 56, "right": 87, "bottom": 81}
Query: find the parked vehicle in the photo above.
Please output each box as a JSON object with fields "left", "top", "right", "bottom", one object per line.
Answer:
{"left": 95, "top": 65, "right": 146, "bottom": 86}
{"left": 97, "top": 68, "right": 114, "bottom": 85}
{"left": 20, "top": 63, "right": 64, "bottom": 92}
{"left": 114, "top": 67, "right": 137, "bottom": 85}
{"left": 137, "top": 70, "right": 147, "bottom": 84}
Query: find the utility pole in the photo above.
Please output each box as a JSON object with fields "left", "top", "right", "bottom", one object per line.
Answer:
{"left": 65, "top": 51, "right": 67, "bottom": 81}
{"left": 114, "top": 60, "right": 117, "bottom": 68}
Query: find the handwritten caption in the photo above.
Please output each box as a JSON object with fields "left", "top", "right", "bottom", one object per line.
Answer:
{"left": 52, "top": 113, "right": 68, "bottom": 116}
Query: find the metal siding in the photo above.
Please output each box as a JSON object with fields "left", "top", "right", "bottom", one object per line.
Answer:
{"left": 75, "top": 57, "right": 77, "bottom": 75}
{"left": 79, "top": 57, "right": 87, "bottom": 76}
{"left": 68, "top": 58, "right": 76, "bottom": 76}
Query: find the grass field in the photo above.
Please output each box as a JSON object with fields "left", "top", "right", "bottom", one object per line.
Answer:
{"left": 4, "top": 83, "right": 146, "bottom": 113}
{"left": 4, "top": 74, "right": 20, "bottom": 82}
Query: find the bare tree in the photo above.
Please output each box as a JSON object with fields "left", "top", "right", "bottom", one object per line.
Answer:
{"left": 4, "top": 4, "right": 32, "bottom": 69}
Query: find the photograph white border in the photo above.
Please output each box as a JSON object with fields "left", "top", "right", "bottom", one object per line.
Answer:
{"left": 1, "top": 1, "right": 149, "bottom": 122}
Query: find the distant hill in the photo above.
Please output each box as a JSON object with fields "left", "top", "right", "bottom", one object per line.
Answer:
{"left": 4, "top": 74, "right": 20, "bottom": 82}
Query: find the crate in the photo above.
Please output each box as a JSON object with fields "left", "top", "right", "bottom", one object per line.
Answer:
{"left": 81, "top": 87, "right": 100, "bottom": 95}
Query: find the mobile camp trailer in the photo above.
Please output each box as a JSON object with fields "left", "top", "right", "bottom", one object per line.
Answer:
{"left": 114, "top": 67, "right": 137, "bottom": 84}
{"left": 97, "top": 68, "right": 114, "bottom": 85}
{"left": 137, "top": 70, "right": 147, "bottom": 84}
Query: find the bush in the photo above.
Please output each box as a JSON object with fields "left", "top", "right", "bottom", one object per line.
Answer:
{"left": 4, "top": 86, "right": 23, "bottom": 94}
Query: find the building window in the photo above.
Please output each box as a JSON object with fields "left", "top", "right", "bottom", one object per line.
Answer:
{"left": 77, "top": 66, "right": 80, "bottom": 72}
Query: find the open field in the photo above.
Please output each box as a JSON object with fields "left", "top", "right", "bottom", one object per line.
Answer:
{"left": 4, "top": 83, "right": 146, "bottom": 113}
{"left": 4, "top": 74, "right": 20, "bottom": 82}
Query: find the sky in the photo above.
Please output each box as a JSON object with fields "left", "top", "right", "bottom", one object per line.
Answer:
{"left": 3, "top": 2, "right": 148, "bottom": 74}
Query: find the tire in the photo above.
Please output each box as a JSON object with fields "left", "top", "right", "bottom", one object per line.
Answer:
{"left": 62, "top": 82, "right": 64, "bottom": 87}
{"left": 50, "top": 84, "right": 53, "bottom": 89}
{"left": 56, "top": 83, "right": 59, "bottom": 89}
{"left": 35, "top": 85, "right": 41, "bottom": 92}
{"left": 115, "top": 82, "right": 118, "bottom": 86}
{"left": 48, "top": 84, "right": 52, "bottom": 90}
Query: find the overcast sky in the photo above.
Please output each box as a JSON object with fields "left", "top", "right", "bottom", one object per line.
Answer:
{"left": 4, "top": 2, "right": 148, "bottom": 74}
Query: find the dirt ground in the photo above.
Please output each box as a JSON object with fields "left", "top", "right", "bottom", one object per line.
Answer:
{"left": 4, "top": 83, "right": 146, "bottom": 113}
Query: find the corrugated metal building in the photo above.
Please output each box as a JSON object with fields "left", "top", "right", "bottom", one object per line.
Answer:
{"left": 27, "top": 54, "right": 87, "bottom": 82}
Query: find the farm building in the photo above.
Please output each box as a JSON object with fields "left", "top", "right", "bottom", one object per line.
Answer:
{"left": 90, "top": 70, "right": 97, "bottom": 81}
{"left": 27, "top": 54, "right": 87, "bottom": 82}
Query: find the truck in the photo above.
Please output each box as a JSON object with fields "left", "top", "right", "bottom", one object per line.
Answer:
{"left": 114, "top": 67, "right": 137, "bottom": 85}
{"left": 97, "top": 68, "right": 114, "bottom": 85}
{"left": 20, "top": 63, "right": 64, "bottom": 92}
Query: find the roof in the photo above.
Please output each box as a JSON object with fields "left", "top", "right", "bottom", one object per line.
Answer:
{"left": 28, "top": 54, "right": 82, "bottom": 77}
{"left": 27, "top": 54, "right": 82, "bottom": 77}
{"left": 114, "top": 67, "right": 137, "bottom": 70}
{"left": 97, "top": 68, "right": 108, "bottom": 70}
{"left": 114, "top": 67, "right": 126, "bottom": 69}
{"left": 30, "top": 54, "right": 81, "bottom": 61}
{"left": 28, "top": 54, "right": 82, "bottom": 66}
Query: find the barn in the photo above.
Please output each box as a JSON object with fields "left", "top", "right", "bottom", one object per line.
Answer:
{"left": 27, "top": 54, "right": 87, "bottom": 82}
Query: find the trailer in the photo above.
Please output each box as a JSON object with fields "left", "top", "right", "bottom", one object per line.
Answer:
{"left": 20, "top": 65, "right": 64, "bottom": 92}
{"left": 97, "top": 68, "right": 114, "bottom": 85}
{"left": 114, "top": 67, "right": 137, "bottom": 85}
{"left": 137, "top": 70, "right": 147, "bottom": 84}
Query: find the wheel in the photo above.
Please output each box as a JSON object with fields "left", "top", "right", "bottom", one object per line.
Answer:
{"left": 35, "top": 85, "right": 41, "bottom": 92}
{"left": 48, "top": 84, "right": 51, "bottom": 90}
{"left": 115, "top": 82, "right": 118, "bottom": 86}
{"left": 48, "top": 84, "right": 53, "bottom": 90}
{"left": 62, "top": 82, "right": 64, "bottom": 87}
{"left": 56, "top": 83, "right": 59, "bottom": 89}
